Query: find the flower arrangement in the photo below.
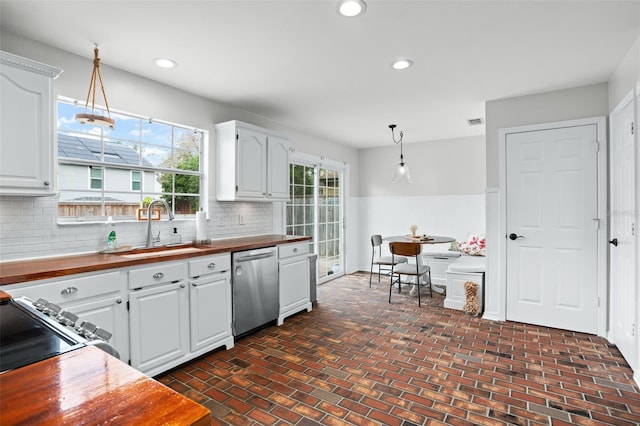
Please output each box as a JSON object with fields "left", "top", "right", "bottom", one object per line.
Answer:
{"left": 458, "top": 234, "right": 486, "bottom": 256}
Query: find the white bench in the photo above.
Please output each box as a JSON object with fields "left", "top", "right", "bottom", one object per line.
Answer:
{"left": 444, "top": 255, "right": 486, "bottom": 313}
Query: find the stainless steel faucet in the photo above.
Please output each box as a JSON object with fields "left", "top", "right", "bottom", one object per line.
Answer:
{"left": 145, "top": 199, "right": 175, "bottom": 247}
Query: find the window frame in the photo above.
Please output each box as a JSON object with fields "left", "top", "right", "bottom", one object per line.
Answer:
{"left": 56, "top": 96, "right": 208, "bottom": 224}
{"left": 89, "top": 166, "right": 103, "bottom": 190}
{"left": 130, "top": 170, "right": 141, "bottom": 192}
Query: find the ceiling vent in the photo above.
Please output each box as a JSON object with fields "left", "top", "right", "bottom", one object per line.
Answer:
{"left": 467, "top": 118, "right": 483, "bottom": 126}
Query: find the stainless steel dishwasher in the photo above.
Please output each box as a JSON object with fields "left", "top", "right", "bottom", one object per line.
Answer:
{"left": 232, "top": 247, "right": 279, "bottom": 336}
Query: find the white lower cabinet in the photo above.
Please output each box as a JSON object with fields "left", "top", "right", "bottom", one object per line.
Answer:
{"left": 129, "top": 254, "right": 233, "bottom": 376}
{"left": 188, "top": 254, "right": 234, "bottom": 353}
{"left": 278, "top": 242, "right": 312, "bottom": 325}
{"left": 129, "top": 279, "right": 190, "bottom": 376}
{"left": 3, "top": 270, "right": 129, "bottom": 362}
{"left": 128, "top": 261, "right": 189, "bottom": 376}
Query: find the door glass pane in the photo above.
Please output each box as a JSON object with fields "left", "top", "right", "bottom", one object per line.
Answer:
{"left": 286, "top": 162, "right": 343, "bottom": 282}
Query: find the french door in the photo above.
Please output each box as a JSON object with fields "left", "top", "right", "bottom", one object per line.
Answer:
{"left": 286, "top": 158, "right": 345, "bottom": 283}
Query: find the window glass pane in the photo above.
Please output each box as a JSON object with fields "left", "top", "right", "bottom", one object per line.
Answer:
{"left": 103, "top": 138, "right": 142, "bottom": 166}
{"left": 141, "top": 143, "right": 171, "bottom": 168}
{"left": 141, "top": 120, "right": 172, "bottom": 147}
{"left": 103, "top": 112, "right": 141, "bottom": 143}
{"left": 59, "top": 194, "right": 103, "bottom": 218}
{"left": 174, "top": 149, "right": 199, "bottom": 172}
{"left": 173, "top": 173, "right": 200, "bottom": 194}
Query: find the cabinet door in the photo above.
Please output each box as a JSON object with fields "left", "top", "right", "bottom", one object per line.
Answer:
{"left": 189, "top": 274, "right": 231, "bottom": 352}
{"left": 267, "top": 135, "right": 290, "bottom": 200}
{"left": 64, "top": 295, "right": 129, "bottom": 364}
{"left": 279, "top": 256, "right": 310, "bottom": 313}
{"left": 0, "top": 55, "right": 59, "bottom": 195}
{"left": 236, "top": 127, "right": 267, "bottom": 199}
{"left": 129, "top": 281, "right": 189, "bottom": 373}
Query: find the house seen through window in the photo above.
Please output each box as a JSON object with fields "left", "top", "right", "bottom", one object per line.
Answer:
{"left": 57, "top": 97, "right": 206, "bottom": 222}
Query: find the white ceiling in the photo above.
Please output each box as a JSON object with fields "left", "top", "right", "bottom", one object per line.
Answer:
{"left": 1, "top": 0, "right": 639, "bottom": 148}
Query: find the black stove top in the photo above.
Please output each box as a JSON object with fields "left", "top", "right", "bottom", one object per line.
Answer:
{"left": 0, "top": 299, "right": 85, "bottom": 373}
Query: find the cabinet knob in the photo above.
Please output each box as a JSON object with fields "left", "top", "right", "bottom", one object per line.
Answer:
{"left": 207, "top": 262, "right": 216, "bottom": 269}
{"left": 153, "top": 272, "right": 164, "bottom": 280}
{"left": 43, "top": 180, "right": 50, "bottom": 186}
{"left": 180, "top": 283, "right": 186, "bottom": 289}
{"left": 116, "top": 298, "right": 123, "bottom": 304}
{"left": 60, "top": 286, "right": 78, "bottom": 295}
{"left": 293, "top": 248, "right": 298, "bottom": 253}
{"left": 192, "top": 283, "right": 197, "bottom": 287}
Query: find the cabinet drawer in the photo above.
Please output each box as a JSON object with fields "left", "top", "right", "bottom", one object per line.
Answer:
{"left": 5, "top": 271, "right": 123, "bottom": 304}
{"left": 278, "top": 242, "right": 309, "bottom": 259}
{"left": 129, "top": 262, "right": 186, "bottom": 289}
{"left": 188, "top": 254, "right": 231, "bottom": 278}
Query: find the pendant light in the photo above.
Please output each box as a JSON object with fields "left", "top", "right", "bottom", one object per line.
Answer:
{"left": 74, "top": 45, "right": 115, "bottom": 129}
{"left": 390, "top": 124, "right": 412, "bottom": 184}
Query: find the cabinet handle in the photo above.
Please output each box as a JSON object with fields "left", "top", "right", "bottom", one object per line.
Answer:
{"left": 43, "top": 180, "right": 50, "bottom": 186}
{"left": 207, "top": 262, "right": 216, "bottom": 269}
{"left": 60, "top": 286, "right": 78, "bottom": 295}
{"left": 116, "top": 298, "right": 123, "bottom": 304}
{"left": 192, "top": 283, "right": 197, "bottom": 287}
{"left": 153, "top": 272, "right": 164, "bottom": 280}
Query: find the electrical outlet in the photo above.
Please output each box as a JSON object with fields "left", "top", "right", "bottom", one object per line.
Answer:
{"left": 239, "top": 214, "right": 244, "bottom": 225}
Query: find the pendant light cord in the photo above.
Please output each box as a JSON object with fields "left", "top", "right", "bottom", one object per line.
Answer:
{"left": 83, "top": 46, "right": 112, "bottom": 118}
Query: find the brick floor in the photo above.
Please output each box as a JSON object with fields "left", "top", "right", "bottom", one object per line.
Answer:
{"left": 156, "top": 272, "right": 640, "bottom": 425}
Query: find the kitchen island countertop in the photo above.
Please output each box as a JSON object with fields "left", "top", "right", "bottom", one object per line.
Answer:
{"left": 0, "top": 234, "right": 311, "bottom": 285}
{"left": 0, "top": 345, "right": 210, "bottom": 425}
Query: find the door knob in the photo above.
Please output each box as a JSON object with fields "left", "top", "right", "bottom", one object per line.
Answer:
{"left": 609, "top": 238, "right": 618, "bottom": 247}
{"left": 508, "top": 233, "right": 524, "bottom": 241}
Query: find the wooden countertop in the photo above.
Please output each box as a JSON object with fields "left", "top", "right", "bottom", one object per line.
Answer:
{"left": 0, "top": 345, "right": 210, "bottom": 425}
{"left": 0, "top": 234, "right": 311, "bottom": 285}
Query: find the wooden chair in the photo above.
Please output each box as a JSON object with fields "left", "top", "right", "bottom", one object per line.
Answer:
{"left": 369, "top": 235, "right": 407, "bottom": 287}
{"left": 389, "top": 242, "right": 432, "bottom": 307}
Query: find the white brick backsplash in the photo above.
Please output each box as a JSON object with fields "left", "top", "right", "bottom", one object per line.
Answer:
{"left": 0, "top": 196, "right": 274, "bottom": 261}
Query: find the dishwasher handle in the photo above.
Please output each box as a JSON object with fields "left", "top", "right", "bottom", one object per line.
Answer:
{"left": 234, "top": 252, "right": 276, "bottom": 263}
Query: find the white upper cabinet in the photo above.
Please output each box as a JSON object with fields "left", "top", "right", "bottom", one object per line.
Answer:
{"left": 0, "top": 51, "right": 62, "bottom": 196}
{"left": 215, "top": 120, "right": 290, "bottom": 201}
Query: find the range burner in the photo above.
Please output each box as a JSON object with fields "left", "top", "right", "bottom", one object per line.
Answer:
{"left": 0, "top": 296, "right": 118, "bottom": 373}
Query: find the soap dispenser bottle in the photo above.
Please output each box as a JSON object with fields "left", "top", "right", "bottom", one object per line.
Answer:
{"left": 106, "top": 216, "right": 117, "bottom": 249}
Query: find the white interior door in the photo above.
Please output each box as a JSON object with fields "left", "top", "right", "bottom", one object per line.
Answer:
{"left": 506, "top": 124, "right": 599, "bottom": 334}
{"left": 610, "top": 92, "right": 637, "bottom": 370}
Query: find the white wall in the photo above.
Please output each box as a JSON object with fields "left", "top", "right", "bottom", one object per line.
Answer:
{"left": 0, "top": 31, "right": 359, "bottom": 261}
{"left": 485, "top": 83, "right": 609, "bottom": 188}
{"left": 355, "top": 135, "right": 486, "bottom": 271}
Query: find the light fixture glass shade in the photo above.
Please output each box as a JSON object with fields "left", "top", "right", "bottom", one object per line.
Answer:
{"left": 337, "top": 0, "right": 366, "bottom": 17}
{"left": 392, "top": 161, "right": 412, "bottom": 184}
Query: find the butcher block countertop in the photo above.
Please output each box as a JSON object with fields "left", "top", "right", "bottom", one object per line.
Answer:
{"left": 0, "top": 345, "right": 210, "bottom": 425}
{"left": 0, "top": 234, "right": 311, "bottom": 285}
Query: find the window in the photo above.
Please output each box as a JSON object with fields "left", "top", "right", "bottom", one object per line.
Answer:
{"left": 131, "top": 170, "right": 141, "bottom": 191}
{"left": 56, "top": 97, "right": 206, "bottom": 222}
{"left": 90, "top": 167, "right": 103, "bottom": 189}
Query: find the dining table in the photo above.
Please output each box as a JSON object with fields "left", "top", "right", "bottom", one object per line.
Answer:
{"left": 383, "top": 235, "right": 457, "bottom": 295}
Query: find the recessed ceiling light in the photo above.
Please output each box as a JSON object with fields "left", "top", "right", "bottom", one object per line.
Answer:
{"left": 153, "top": 58, "right": 177, "bottom": 69}
{"left": 336, "top": 0, "right": 366, "bottom": 17}
{"left": 391, "top": 59, "right": 413, "bottom": 70}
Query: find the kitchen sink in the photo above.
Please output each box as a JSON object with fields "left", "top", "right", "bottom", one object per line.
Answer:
{"left": 116, "top": 243, "right": 204, "bottom": 259}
